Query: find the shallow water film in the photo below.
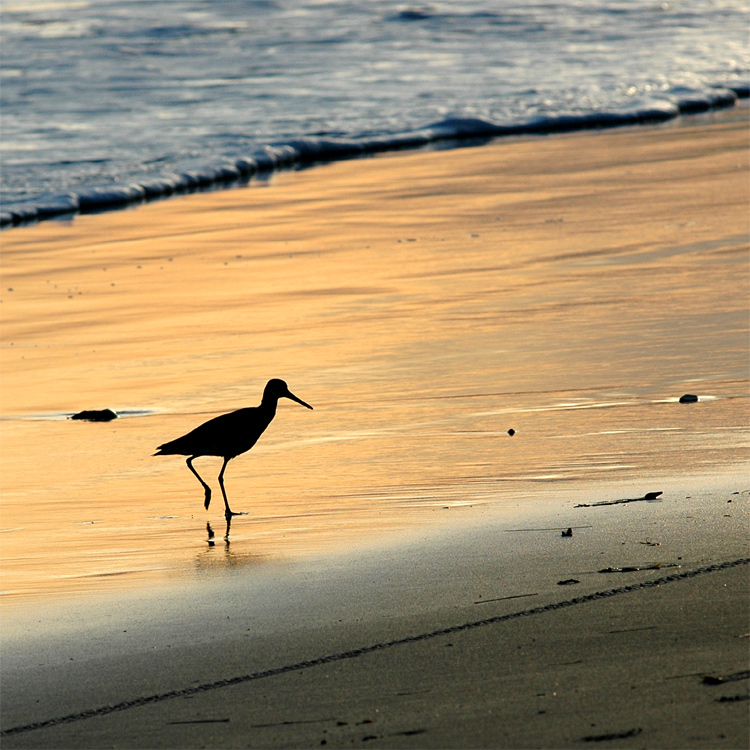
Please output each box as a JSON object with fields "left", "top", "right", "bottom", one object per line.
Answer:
{"left": 1, "top": 119, "right": 748, "bottom": 601}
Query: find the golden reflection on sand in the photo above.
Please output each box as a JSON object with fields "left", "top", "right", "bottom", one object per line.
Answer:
{"left": 1, "top": 115, "right": 748, "bottom": 601}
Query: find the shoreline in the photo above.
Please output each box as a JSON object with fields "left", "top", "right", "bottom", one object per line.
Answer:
{"left": 2, "top": 94, "right": 747, "bottom": 229}
{"left": 0, "top": 468, "right": 746, "bottom": 610}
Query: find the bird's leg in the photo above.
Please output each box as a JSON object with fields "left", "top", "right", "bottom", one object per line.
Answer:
{"left": 217, "top": 457, "right": 237, "bottom": 520}
{"left": 186, "top": 456, "right": 212, "bottom": 510}
{"left": 224, "top": 516, "right": 232, "bottom": 543}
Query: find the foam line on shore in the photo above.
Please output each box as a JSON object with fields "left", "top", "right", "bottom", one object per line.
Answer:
{"left": 2, "top": 84, "right": 745, "bottom": 229}
{"left": 3, "top": 556, "right": 747, "bottom": 739}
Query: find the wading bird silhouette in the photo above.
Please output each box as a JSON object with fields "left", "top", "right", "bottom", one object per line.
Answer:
{"left": 155, "top": 379, "right": 313, "bottom": 520}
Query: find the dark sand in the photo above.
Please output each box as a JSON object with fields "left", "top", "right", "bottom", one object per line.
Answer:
{"left": 2, "top": 480, "right": 748, "bottom": 748}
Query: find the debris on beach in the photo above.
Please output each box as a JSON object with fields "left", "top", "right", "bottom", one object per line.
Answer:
{"left": 575, "top": 491, "right": 662, "bottom": 508}
{"left": 582, "top": 727, "right": 642, "bottom": 742}
{"left": 70, "top": 408, "right": 118, "bottom": 421}
{"left": 715, "top": 694, "right": 749, "bottom": 703}
{"left": 474, "top": 592, "right": 538, "bottom": 605}
{"left": 507, "top": 428, "right": 515, "bottom": 436}
{"left": 598, "top": 562, "right": 680, "bottom": 573}
{"left": 557, "top": 578, "right": 580, "bottom": 585}
{"left": 503, "top": 524, "right": 592, "bottom": 533}
{"left": 561, "top": 528, "right": 573, "bottom": 537}
{"left": 701, "top": 669, "right": 750, "bottom": 685}
{"left": 679, "top": 393, "right": 699, "bottom": 403}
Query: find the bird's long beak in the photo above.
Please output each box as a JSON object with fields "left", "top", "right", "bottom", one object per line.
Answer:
{"left": 285, "top": 389, "right": 313, "bottom": 410}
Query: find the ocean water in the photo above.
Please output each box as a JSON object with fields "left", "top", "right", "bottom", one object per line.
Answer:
{"left": 1, "top": 0, "right": 747, "bottom": 224}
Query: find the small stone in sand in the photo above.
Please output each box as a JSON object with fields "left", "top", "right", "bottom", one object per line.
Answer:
{"left": 70, "top": 408, "right": 118, "bottom": 422}
{"left": 507, "top": 428, "right": 515, "bottom": 436}
{"left": 679, "top": 394, "right": 699, "bottom": 403}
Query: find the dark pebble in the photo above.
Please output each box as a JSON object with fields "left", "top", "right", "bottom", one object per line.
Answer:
{"left": 679, "top": 394, "right": 699, "bottom": 403}
{"left": 70, "top": 408, "right": 119, "bottom": 422}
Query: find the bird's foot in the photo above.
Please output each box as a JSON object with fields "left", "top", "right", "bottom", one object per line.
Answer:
{"left": 224, "top": 509, "right": 248, "bottom": 521}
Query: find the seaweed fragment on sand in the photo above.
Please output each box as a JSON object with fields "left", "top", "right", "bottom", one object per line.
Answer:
{"left": 599, "top": 562, "right": 680, "bottom": 574}
{"left": 582, "top": 727, "right": 642, "bottom": 742}
{"left": 575, "top": 491, "right": 662, "bottom": 508}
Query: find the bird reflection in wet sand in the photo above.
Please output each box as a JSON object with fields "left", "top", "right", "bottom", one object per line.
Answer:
{"left": 155, "top": 379, "right": 313, "bottom": 520}
{"left": 206, "top": 520, "right": 230, "bottom": 546}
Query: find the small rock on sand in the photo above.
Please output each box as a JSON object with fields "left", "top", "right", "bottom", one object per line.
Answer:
{"left": 70, "top": 408, "right": 118, "bottom": 422}
{"left": 679, "top": 394, "right": 698, "bottom": 403}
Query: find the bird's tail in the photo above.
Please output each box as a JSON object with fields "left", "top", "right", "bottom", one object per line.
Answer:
{"left": 154, "top": 436, "right": 192, "bottom": 456}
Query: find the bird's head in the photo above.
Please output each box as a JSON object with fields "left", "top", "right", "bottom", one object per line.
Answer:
{"left": 264, "top": 378, "right": 313, "bottom": 410}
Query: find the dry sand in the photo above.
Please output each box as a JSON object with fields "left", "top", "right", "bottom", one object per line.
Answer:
{"left": 1, "top": 108, "right": 749, "bottom": 747}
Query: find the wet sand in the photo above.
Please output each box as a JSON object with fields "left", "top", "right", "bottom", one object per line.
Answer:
{"left": 1, "top": 109, "right": 749, "bottom": 746}
{"left": 2, "top": 108, "right": 748, "bottom": 602}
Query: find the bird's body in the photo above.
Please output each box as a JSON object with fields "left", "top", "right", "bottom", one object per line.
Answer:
{"left": 155, "top": 406, "right": 276, "bottom": 460}
{"left": 155, "top": 379, "right": 313, "bottom": 519}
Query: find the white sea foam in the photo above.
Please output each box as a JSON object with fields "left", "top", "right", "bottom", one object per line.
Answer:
{"left": 1, "top": 0, "right": 747, "bottom": 224}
